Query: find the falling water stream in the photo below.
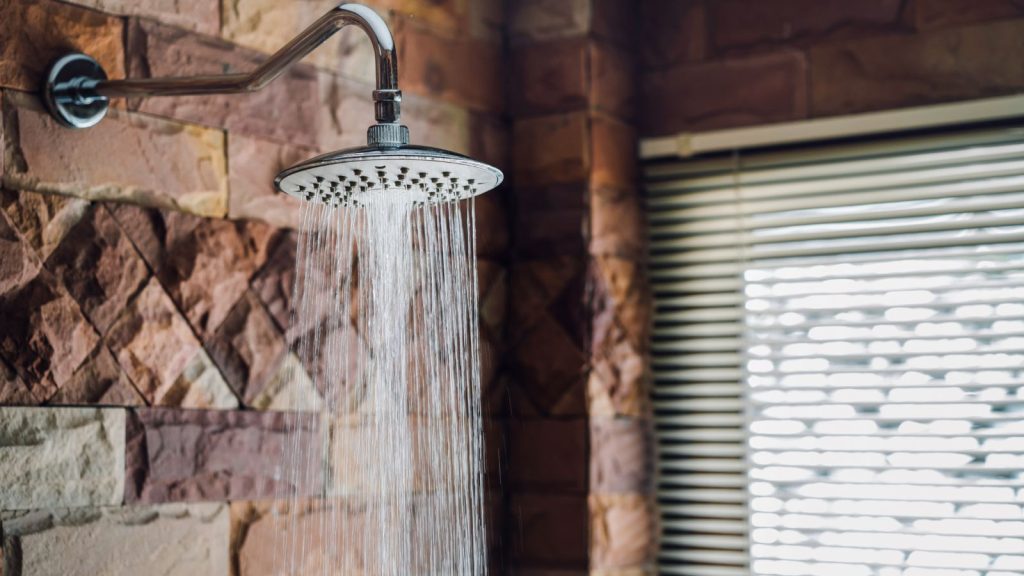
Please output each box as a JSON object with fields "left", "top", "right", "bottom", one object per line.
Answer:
{"left": 270, "top": 195, "right": 486, "bottom": 575}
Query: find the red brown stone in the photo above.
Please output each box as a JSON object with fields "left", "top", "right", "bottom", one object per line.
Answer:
{"left": 515, "top": 183, "right": 586, "bottom": 258}
{"left": 508, "top": 0, "right": 591, "bottom": 43}
{"left": 126, "top": 18, "right": 319, "bottom": 148}
{"left": 590, "top": 185, "right": 644, "bottom": 260}
{"left": 394, "top": 19, "right": 504, "bottom": 113}
{"left": 74, "top": 0, "right": 222, "bottom": 36}
{"left": 108, "top": 204, "right": 280, "bottom": 338}
{"left": 249, "top": 230, "right": 297, "bottom": 332}
{"left": 590, "top": 41, "right": 636, "bottom": 121}
{"left": 206, "top": 290, "right": 288, "bottom": 406}
{"left": 41, "top": 203, "right": 150, "bottom": 334}
{"left": 639, "top": 0, "right": 707, "bottom": 70}
{"left": 125, "top": 407, "right": 324, "bottom": 503}
{"left": 102, "top": 277, "right": 204, "bottom": 404}
{"left": 810, "top": 19, "right": 1024, "bottom": 117}
{"left": 0, "top": 210, "right": 100, "bottom": 402}
{"left": 0, "top": 0, "right": 125, "bottom": 93}
{"left": 591, "top": 114, "right": 637, "bottom": 192}
{"left": 513, "top": 112, "right": 589, "bottom": 186}
{"left": 641, "top": 50, "right": 808, "bottom": 135}
{"left": 48, "top": 344, "right": 146, "bottom": 406}
{"left": 592, "top": 0, "right": 636, "bottom": 48}
{"left": 508, "top": 493, "right": 588, "bottom": 568}
{"left": 590, "top": 417, "right": 653, "bottom": 494}
{"left": 227, "top": 133, "right": 314, "bottom": 229}
{"left": 507, "top": 418, "right": 588, "bottom": 492}
{"left": 510, "top": 39, "right": 588, "bottom": 116}
{"left": 3, "top": 92, "right": 228, "bottom": 217}
{"left": 915, "top": 0, "right": 1024, "bottom": 29}
{"left": 710, "top": 0, "right": 908, "bottom": 50}
{"left": 512, "top": 315, "right": 587, "bottom": 416}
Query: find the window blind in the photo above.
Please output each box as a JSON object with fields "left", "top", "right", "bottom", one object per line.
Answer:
{"left": 646, "top": 125, "right": 1024, "bottom": 576}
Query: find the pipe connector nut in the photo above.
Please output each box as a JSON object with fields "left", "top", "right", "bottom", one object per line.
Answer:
{"left": 367, "top": 123, "right": 410, "bottom": 147}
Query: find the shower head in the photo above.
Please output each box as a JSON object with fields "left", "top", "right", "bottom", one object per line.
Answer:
{"left": 41, "top": 3, "right": 503, "bottom": 206}
{"left": 275, "top": 145, "right": 503, "bottom": 207}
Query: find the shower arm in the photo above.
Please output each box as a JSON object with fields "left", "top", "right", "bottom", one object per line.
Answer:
{"left": 43, "top": 3, "right": 408, "bottom": 145}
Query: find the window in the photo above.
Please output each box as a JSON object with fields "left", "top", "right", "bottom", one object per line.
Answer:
{"left": 647, "top": 125, "right": 1024, "bottom": 576}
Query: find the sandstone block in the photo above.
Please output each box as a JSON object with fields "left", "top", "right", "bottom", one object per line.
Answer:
{"left": 0, "top": 0, "right": 124, "bottom": 93}
{"left": 513, "top": 314, "right": 587, "bottom": 416}
{"left": 2, "top": 93, "right": 228, "bottom": 217}
{"left": 41, "top": 203, "right": 150, "bottom": 334}
{"left": 0, "top": 189, "right": 91, "bottom": 263}
{"left": 108, "top": 204, "right": 278, "bottom": 338}
{"left": 590, "top": 42, "right": 635, "bottom": 121}
{"left": 0, "top": 406, "right": 125, "bottom": 510}
{"left": 590, "top": 417, "right": 653, "bottom": 494}
{"left": 0, "top": 213, "right": 99, "bottom": 402}
{"left": 68, "top": 0, "right": 221, "bottom": 36}
{"left": 591, "top": 115, "right": 637, "bottom": 192}
{"left": 227, "top": 133, "right": 313, "bottom": 229}
{"left": 127, "top": 19, "right": 319, "bottom": 147}
{"left": 125, "top": 408, "right": 324, "bottom": 503}
{"left": 589, "top": 493, "right": 658, "bottom": 570}
{"left": 916, "top": 0, "right": 1024, "bottom": 29}
{"left": 513, "top": 112, "right": 589, "bottom": 186}
{"left": 394, "top": 19, "right": 503, "bottom": 112}
{"left": 508, "top": 493, "right": 588, "bottom": 567}
{"left": 710, "top": 0, "right": 907, "bottom": 50}
{"left": 590, "top": 185, "right": 644, "bottom": 260}
{"left": 509, "top": 0, "right": 591, "bottom": 43}
{"left": 511, "top": 39, "right": 588, "bottom": 116}
{"left": 249, "top": 352, "right": 322, "bottom": 411}
{"left": 507, "top": 418, "right": 588, "bottom": 492}
{"left": 639, "top": 0, "right": 707, "bottom": 70}
{"left": 48, "top": 345, "right": 145, "bottom": 406}
{"left": 103, "top": 277, "right": 238, "bottom": 408}
{"left": 811, "top": 19, "right": 1024, "bottom": 117}
{"left": 220, "top": 0, "right": 394, "bottom": 81}
{"left": 641, "top": 50, "right": 808, "bottom": 136}
{"left": 514, "top": 183, "right": 586, "bottom": 258}
{"left": 249, "top": 230, "right": 297, "bottom": 331}
{"left": 2, "top": 503, "right": 229, "bottom": 576}
{"left": 207, "top": 290, "right": 288, "bottom": 405}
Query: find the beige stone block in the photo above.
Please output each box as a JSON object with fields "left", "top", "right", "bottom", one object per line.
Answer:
{"left": 251, "top": 352, "right": 322, "bottom": 412}
{"left": 2, "top": 503, "right": 229, "bottom": 575}
{"left": 0, "top": 407, "right": 125, "bottom": 510}
{"left": 2, "top": 92, "right": 228, "bottom": 218}
{"left": 589, "top": 493, "right": 658, "bottom": 570}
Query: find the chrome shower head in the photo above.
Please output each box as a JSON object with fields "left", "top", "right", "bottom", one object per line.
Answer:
{"left": 274, "top": 144, "right": 503, "bottom": 207}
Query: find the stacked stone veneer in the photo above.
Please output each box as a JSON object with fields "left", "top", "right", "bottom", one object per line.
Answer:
{"left": 505, "top": 0, "right": 654, "bottom": 574}
{"left": 0, "top": 0, "right": 510, "bottom": 574}
{"left": 639, "top": 0, "right": 1024, "bottom": 135}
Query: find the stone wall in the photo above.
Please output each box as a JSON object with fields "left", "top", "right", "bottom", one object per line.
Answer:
{"left": 640, "top": 0, "right": 1024, "bottom": 136}
{"left": 0, "top": 0, "right": 510, "bottom": 573}
{"left": 505, "top": 0, "right": 654, "bottom": 574}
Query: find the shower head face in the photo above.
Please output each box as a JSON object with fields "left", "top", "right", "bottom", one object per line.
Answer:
{"left": 275, "top": 145, "right": 503, "bottom": 207}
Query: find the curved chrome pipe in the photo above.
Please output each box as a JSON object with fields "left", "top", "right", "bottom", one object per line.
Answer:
{"left": 44, "top": 3, "right": 405, "bottom": 132}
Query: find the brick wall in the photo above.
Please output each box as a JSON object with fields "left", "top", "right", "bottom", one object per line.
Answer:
{"left": 0, "top": 0, "right": 509, "bottom": 574}
{"left": 639, "top": 0, "right": 1024, "bottom": 136}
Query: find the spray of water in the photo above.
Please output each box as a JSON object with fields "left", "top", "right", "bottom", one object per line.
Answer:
{"left": 270, "top": 195, "right": 486, "bottom": 575}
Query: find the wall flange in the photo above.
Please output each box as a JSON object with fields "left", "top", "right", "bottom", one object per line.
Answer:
{"left": 43, "top": 53, "right": 110, "bottom": 129}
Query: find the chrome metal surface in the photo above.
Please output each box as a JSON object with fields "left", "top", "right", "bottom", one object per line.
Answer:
{"left": 45, "top": 3, "right": 404, "bottom": 129}
{"left": 275, "top": 145, "right": 504, "bottom": 207}
{"left": 43, "top": 53, "right": 109, "bottom": 128}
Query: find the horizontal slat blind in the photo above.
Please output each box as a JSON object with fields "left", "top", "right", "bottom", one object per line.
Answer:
{"left": 646, "top": 125, "right": 1024, "bottom": 576}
